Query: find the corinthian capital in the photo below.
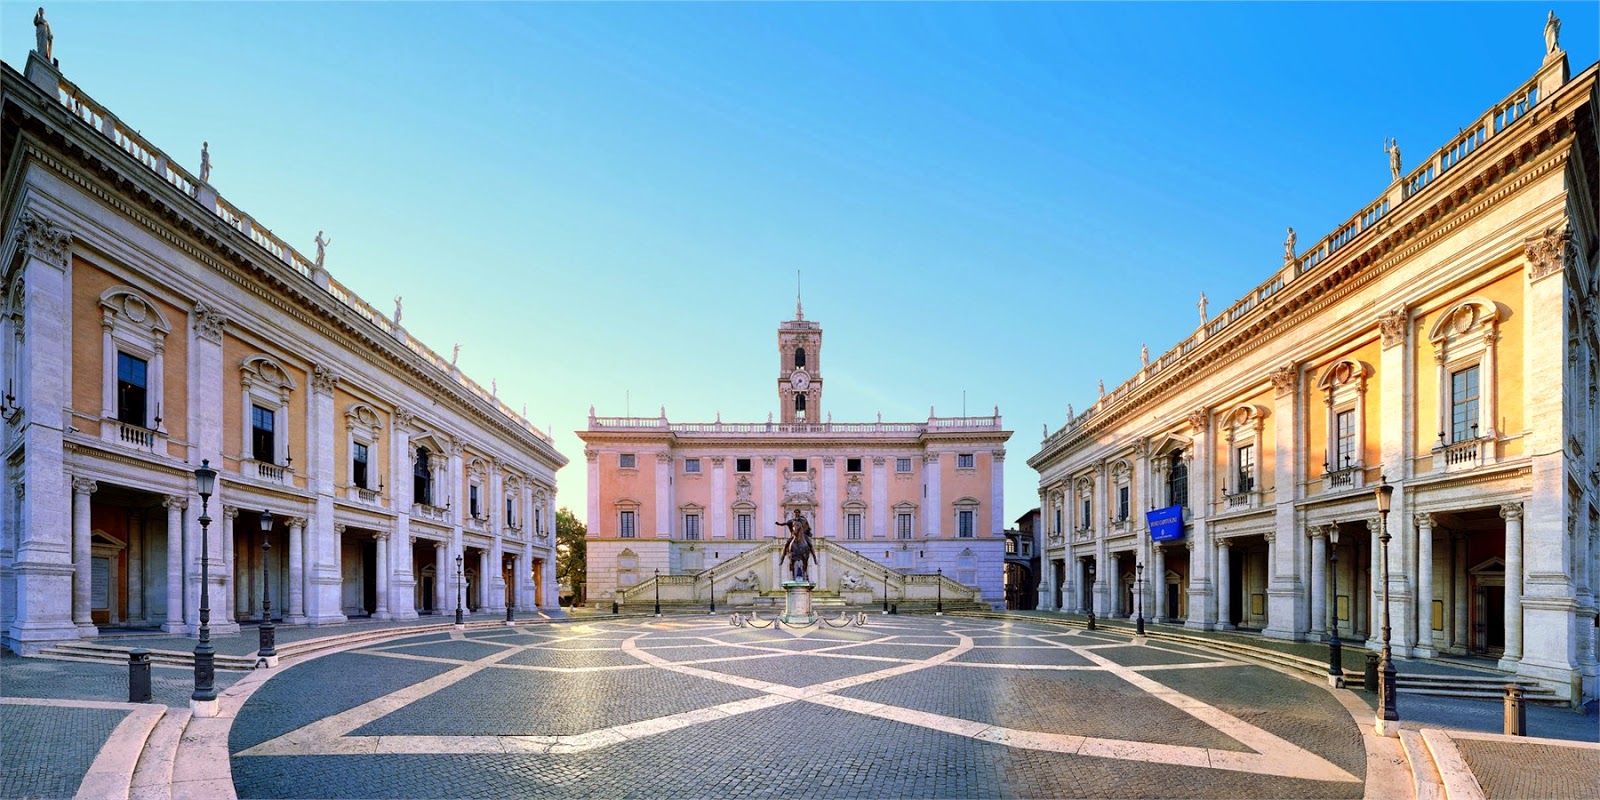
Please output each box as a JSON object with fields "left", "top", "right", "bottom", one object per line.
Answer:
{"left": 18, "top": 211, "right": 73, "bottom": 269}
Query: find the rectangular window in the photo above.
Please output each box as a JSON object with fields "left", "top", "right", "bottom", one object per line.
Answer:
{"left": 1081, "top": 499, "right": 1091, "bottom": 528}
{"left": 1335, "top": 410, "right": 1356, "bottom": 468}
{"left": 897, "top": 513, "right": 913, "bottom": 540}
{"left": 251, "top": 404, "right": 275, "bottom": 463}
{"left": 505, "top": 497, "right": 515, "bottom": 527}
{"left": 792, "top": 458, "right": 808, "bottom": 472}
{"left": 735, "top": 458, "right": 751, "bottom": 473}
{"left": 1021, "top": 539, "right": 1031, "bottom": 556}
{"left": 1167, "top": 453, "right": 1189, "bottom": 508}
{"left": 845, "top": 513, "right": 863, "bottom": 540}
{"left": 1054, "top": 508, "right": 1063, "bottom": 535}
{"left": 1117, "top": 485, "right": 1130, "bottom": 520}
{"left": 846, "top": 458, "right": 862, "bottom": 473}
{"left": 684, "top": 458, "right": 701, "bottom": 474}
{"left": 352, "top": 442, "right": 369, "bottom": 489}
{"left": 619, "top": 453, "right": 636, "bottom": 469}
{"left": 736, "top": 514, "right": 752, "bottom": 540}
{"left": 1450, "top": 366, "right": 1480, "bottom": 443}
{"left": 684, "top": 513, "right": 701, "bottom": 540}
{"left": 896, "top": 458, "right": 913, "bottom": 473}
{"left": 469, "top": 485, "right": 481, "bottom": 518}
{"left": 957, "top": 453, "right": 975, "bottom": 469}
{"left": 619, "top": 510, "right": 636, "bottom": 538}
{"left": 1237, "top": 445, "right": 1255, "bottom": 492}
{"left": 414, "top": 449, "right": 433, "bottom": 506}
{"left": 958, "top": 510, "right": 975, "bottom": 538}
{"left": 1006, "top": 538, "right": 1017, "bottom": 555}
{"left": 116, "top": 352, "right": 148, "bottom": 427}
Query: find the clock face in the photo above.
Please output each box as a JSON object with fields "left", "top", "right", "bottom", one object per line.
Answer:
{"left": 790, "top": 369, "right": 810, "bottom": 390}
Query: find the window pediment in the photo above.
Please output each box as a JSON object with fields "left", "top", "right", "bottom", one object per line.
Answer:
{"left": 1428, "top": 296, "right": 1504, "bottom": 344}
{"left": 240, "top": 355, "right": 297, "bottom": 392}
{"left": 345, "top": 402, "right": 383, "bottom": 433}
{"left": 1317, "top": 359, "right": 1371, "bottom": 392}
{"left": 99, "top": 286, "right": 171, "bottom": 335}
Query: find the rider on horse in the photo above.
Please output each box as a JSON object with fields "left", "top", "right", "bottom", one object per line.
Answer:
{"left": 776, "top": 509, "right": 816, "bottom": 583}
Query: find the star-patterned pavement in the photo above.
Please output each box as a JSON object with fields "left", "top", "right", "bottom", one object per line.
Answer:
{"left": 229, "top": 617, "right": 1370, "bottom": 798}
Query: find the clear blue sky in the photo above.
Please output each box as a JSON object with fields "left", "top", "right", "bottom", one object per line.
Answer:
{"left": 7, "top": 2, "right": 1595, "bottom": 521}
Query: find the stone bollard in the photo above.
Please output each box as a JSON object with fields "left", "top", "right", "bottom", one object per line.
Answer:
{"left": 128, "top": 649, "right": 152, "bottom": 704}
{"left": 1364, "top": 652, "right": 1380, "bottom": 692}
{"left": 1503, "top": 684, "right": 1526, "bottom": 736}
{"left": 505, "top": 606, "right": 514, "bottom": 624}
{"left": 890, "top": 603, "right": 898, "bottom": 615}
{"left": 611, "top": 601, "right": 619, "bottom": 615}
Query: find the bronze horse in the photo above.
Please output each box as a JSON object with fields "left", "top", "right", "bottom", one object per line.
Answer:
{"left": 776, "top": 510, "right": 816, "bottom": 583}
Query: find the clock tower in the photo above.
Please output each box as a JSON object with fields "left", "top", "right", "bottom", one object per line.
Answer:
{"left": 778, "top": 295, "right": 821, "bottom": 423}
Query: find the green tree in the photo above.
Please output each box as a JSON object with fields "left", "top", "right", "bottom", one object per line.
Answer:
{"left": 555, "top": 507, "right": 587, "bottom": 606}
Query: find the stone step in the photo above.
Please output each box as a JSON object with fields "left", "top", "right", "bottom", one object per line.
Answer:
{"left": 1397, "top": 686, "right": 1565, "bottom": 703}
{"left": 129, "top": 706, "right": 191, "bottom": 800}
{"left": 36, "top": 643, "right": 257, "bottom": 671}
{"left": 1399, "top": 728, "right": 1447, "bottom": 800}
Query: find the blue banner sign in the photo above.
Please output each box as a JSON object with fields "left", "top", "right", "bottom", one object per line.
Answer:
{"left": 1147, "top": 505, "right": 1185, "bottom": 542}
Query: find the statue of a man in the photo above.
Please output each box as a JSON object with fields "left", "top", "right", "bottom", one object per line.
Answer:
{"left": 199, "top": 141, "right": 211, "bottom": 183}
{"left": 776, "top": 509, "right": 815, "bottom": 582}
{"left": 1284, "top": 226, "right": 1297, "bottom": 264}
{"left": 1198, "top": 292, "right": 1209, "bottom": 325}
{"left": 1544, "top": 11, "right": 1560, "bottom": 54}
{"left": 1384, "top": 138, "right": 1402, "bottom": 182}
{"left": 451, "top": 343, "right": 460, "bottom": 365}
{"left": 392, "top": 295, "right": 402, "bottom": 326}
{"left": 314, "top": 230, "right": 331, "bottom": 268}
{"left": 1141, "top": 343, "right": 1149, "bottom": 367}
{"left": 34, "top": 8, "right": 52, "bottom": 61}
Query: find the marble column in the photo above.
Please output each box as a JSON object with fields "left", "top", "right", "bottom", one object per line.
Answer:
{"left": 1500, "top": 504, "right": 1523, "bottom": 668}
{"left": 162, "top": 495, "right": 186, "bottom": 633}
{"left": 1217, "top": 538, "right": 1233, "bottom": 630}
{"left": 434, "top": 541, "right": 448, "bottom": 614}
{"left": 478, "top": 547, "right": 490, "bottom": 611}
{"left": 1263, "top": 532, "right": 1277, "bottom": 629}
{"left": 286, "top": 517, "right": 306, "bottom": 624}
{"left": 222, "top": 506, "right": 239, "bottom": 623}
{"left": 1451, "top": 534, "right": 1469, "bottom": 653}
{"left": 1308, "top": 527, "right": 1327, "bottom": 639}
{"left": 1414, "top": 512, "right": 1435, "bottom": 657}
{"left": 72, "top": 478, "right": 98, "bottom": 634}
{"left": 1368, "top": 517, "right": 1382, "bottom": 648}
{"left": 1151, "top": 544, "right": 1166, "bottom": 623}
{"left": 374, "top": 532, "right": 391, "bottom": 620}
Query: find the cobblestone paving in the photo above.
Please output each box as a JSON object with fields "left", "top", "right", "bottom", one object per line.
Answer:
{"left": 0, "top": 705, "right": 127, "bottom": 799}
{"left": 0, "top": 650, "right": 243, "bottom": 708}
{"left": 231, "top": 616, "right": 1367, "bottom": 798}
{"left": 1455, "top": 739, "right": 1600, "bottom": 800}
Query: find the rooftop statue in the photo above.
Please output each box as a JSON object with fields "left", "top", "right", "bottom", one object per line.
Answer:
{"left": 199, "top": 141, "right": 211, "bottom": 183}
{"left": 1141, "top": 343, "right": 1149, "bottom": 367}
{"left": 1385, "top": 138, "right": 1402, "bottom": 182}
{"left": 314, "top": 230, "right": 332, "bottom": 268}
{"left": 34, "top": 7, "right": 52, "bottom": 62}
{"left": 1198, "top": 292, "right": 1209, "bottom": 326}
{"left": 1545, "top": 10, "right": 1560, "bottom": 54}
{"left": 1284, "top": 226, "right": 1297, "bottom": 264}
{"left": 392, "top": 295, "right": 402, "bottom": 326}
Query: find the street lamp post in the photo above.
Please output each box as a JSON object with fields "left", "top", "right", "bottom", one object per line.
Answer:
{"left": 1374, "top": 477, "right": 1400, "bottom": 735}
{"left": 191, "top": 460, "right": 217, "bottom": 714}
{"left": 882, "top": 570, "right": 889, "bottom": 614}
{"left": 258, "top": 510, "right": 276, "bottom": 667}
{"left": 1086, "top": 560, "right": 1097, "bottom": 631}
{"left": 708, "top": 569, "right": 716, "bottom": 615}
{"left": 936, "top": 567, "right": 943, "bottom": 615}
{"left": 1135, "top": 562, "right": 1146, "bottom": 636}
{"left": 1328, "top": 525, "right": 1343, "bottom": 686}
{"left": 654, "top": 568, "right": 661, "bottom": 616}
{"left": 454, "top": 554, "right": 464, "bottom": 626}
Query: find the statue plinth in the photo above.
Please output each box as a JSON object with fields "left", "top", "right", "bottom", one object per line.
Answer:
{"left": 780, "top": 581, "right": 816, "bottom": 625}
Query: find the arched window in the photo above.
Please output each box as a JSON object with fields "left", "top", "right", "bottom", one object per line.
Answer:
{"left": 794, "top": 393, "right": 807, "bottom": 420}
{"left": 794, "top": 348, "right": 807, "bottom": 369}
{"left": 414, "top": 447, "right": 433, "bottom": 506}
{"left": 1167, "top": 451, "right": 1188, "bottom": 508}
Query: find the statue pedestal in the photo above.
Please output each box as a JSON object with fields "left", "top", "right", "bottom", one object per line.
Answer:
{"left": 781, "top": 581, "right": 816, "bottom": 625}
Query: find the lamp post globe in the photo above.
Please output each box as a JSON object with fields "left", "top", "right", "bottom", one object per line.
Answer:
{"left": 455, "top": 553, "right": 464, "bottom": 626}
{"left": 1374, "top": 477, "right": 1400, "bottom": 735}
{"left": 257, "top": 510, "right": 276, "bottom": 664}
{"left": 191, "top": 460, "right": 218, "bottom": 709}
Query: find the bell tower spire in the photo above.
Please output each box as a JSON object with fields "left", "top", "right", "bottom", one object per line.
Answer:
{"left": 778, "top": 295, "right": 821, "bottom": 424}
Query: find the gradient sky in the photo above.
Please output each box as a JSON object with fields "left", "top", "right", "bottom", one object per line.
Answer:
{"left": 6, "top": 2, "right": 1596, "bottom": 523}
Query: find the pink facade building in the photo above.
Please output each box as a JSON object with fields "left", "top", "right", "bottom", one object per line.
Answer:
{"left": 578, "top": 305, "right": 1011, "bottom": 607}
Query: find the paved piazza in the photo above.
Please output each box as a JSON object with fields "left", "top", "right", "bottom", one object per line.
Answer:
{"left": 229, "top": 617, "right": 1369, "bottom": 798}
